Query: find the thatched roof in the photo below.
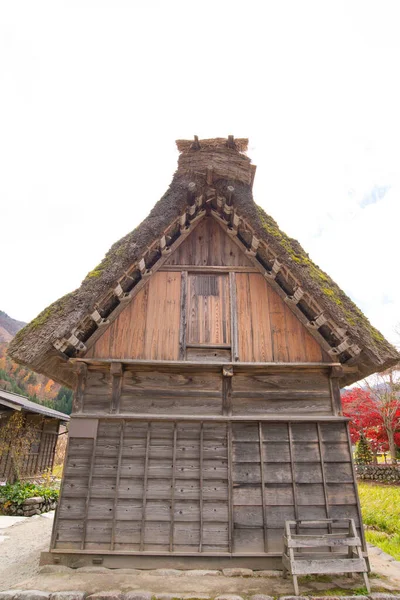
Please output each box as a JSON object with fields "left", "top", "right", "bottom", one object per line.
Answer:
{"left": 8, "top": 136, "right": 399, "bottom": 387}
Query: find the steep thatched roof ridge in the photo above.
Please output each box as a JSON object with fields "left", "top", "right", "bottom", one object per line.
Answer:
{"left": 8, "top": 137, "right": 399, "bottom": 387}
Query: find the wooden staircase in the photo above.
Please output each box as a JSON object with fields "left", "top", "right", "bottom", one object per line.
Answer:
{"left": 283, "top": 519, "right": 370, "bottom": 595}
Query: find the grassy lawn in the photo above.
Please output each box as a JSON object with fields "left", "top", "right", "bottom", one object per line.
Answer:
{"left": 358, "top": 481, "right": 400, "bottom": 559}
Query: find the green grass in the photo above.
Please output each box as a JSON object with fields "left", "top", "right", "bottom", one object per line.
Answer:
{"left": 359, "top": 481, "right": 400, "bottom": 559}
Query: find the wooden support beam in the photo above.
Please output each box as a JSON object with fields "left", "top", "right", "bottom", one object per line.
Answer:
{"left": 179, "top": 271, "right": 187, "bottom": 360}
{"left": 187, "top": 182, "right": 196, "bottom": 205}
{"left": 81, "top": 432, "right": 98, "bottom": 550}
{"left": 227, "top": 423, "right": 233, "bottom": 554}
{"left": 288, "top": 423, "right": 299, "bottom": 532}
{"left": 329, "top": 377, "right": 342, "bottom": 416}
{"left": 73, "top": 362, "right": 87, "bottom": 413}
{"left": 199, "top": 422, "right": 204, "bottom": 553}
{"left": 227, "top": 135, "right": 235, "bottom": 149}
{"left": 191, "top": 135, "right": 200, "bottom": 150}
{"left": 259, "top": 422, "right": 268, "bottom": 553}
{"left": 229, "top": 272, "right": 239, "bottom": 362}
{"left": 110, "top": 362, "right": 123, "bottom": 414}
{"left": 222, "top": 373, "right": 232, "bottom": 416}
{"left": 206, "top": 166, "right": 213, "bottom": 186}
{"left": 317, "top": 422, "right": 332, "bottom": 542}
{"left": 169, "top": 422, "right": 177, "bottom": 552}
{"left": 226, "top": 186, "right": 234, "bottom": 205}
{"left": 111, "top": 420, "right": 125, "bottom": 550}
{"left": 140, "top": 423, "right": 151, "bottom": 551}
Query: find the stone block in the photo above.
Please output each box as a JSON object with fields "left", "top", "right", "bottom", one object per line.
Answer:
{"left": 76, "top": 567, "right": 111, "bottom": 574}
{"left": 151, "top": 569, "right": 183, "bottom": 577}
{"left": 14, "top": 592, "right": 51, "bottom": 600}
{"left": 0, "top": 592, "right": 24, "bottom": 600}
{"left": 253, "top": 570, "right": 282, "bottom": 577}
{"left": 124, "top": 593, "right": 153, "bottom": 600}
{"left": 215, "top": 596, "right": 244, "bottom": 600}
{"left": 50, "top": 593, "right": 86, "bottom": 600}
{"left": 86, "top": 593, "right": 122, "bottom": 600}
{"left": 153, "top": 595, "right": 184, "bottom": 600}
{"left": 22, "top": 497, "right": 44, "bottom": 505}
{"left": 183, "top": 570, "right": 221, "bottom": 577}
{"left": 222, "top": 568, "right": 253, "bottom": 577}
{"left": 40, "top": 565, "right": 74, "bottom": 574}
{"left": 249, "top": 596, "right": 274, "bottom": 600}
{"left": 113, "top": 569, "right": 143, "bottom": 575}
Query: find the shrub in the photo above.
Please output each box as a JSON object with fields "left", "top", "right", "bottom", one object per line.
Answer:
{"left": 0, "top": 481, "right": 59, "bottom": 507}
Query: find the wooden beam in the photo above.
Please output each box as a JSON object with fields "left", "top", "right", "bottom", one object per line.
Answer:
{"left": 258, "top": 421, "right": 268, "bottom": 553}
{"left": 179, "top": 271, "right": 187, "bottom": 360}
{"left": 169, "top": 422, "right": 177, "bottom": 552}
{"left": 317, "top": 422, "right": 332, "bottom": 542}
{"left": 73, "top": 362, "right": 87, "bottom": 413}
{"left": 227, "top": 423, "right": 233, "bottom": 554}
{"left": 110, "top": 362, "right": 123, "bottom": 414}
{"left": 199, "top": 422, "right": 204, "bottom": 553}
{"left": 160, "top": 265, "right": 259, "bottom": 273}
{"left": 72, "top": 357, "right": 340, "bottom": 372}
{"left": 72, "top": 413, "right": 351, "bottom": 423}
{"left": 140, "top": 423, "right": 151, "bottom": 551}
{"left": 229, "top": 272, "right": 239, "bottom": 362}
{"left": 288, "top": 423, "right": 299, "bottom": 532}
{"left": 81, "top": 432, "right": 98, "bottom": 550}
{"left": 111, "top": 420, "right": 125, "bottom": 550}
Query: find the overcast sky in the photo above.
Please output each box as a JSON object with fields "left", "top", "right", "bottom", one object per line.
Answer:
{"left": 1, "top": 1, "right": 399, "bottom": 346}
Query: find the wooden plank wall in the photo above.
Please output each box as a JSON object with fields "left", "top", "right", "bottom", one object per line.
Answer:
{"left": 86, "top": 272, "right": 181, "bottom": 360}
{"left": 55, "top": 418, "right": 361, "bottom": 555}
{"left": 231, "top": 372, "right": 332, "bottom": 416}
{"left": 80, "top": 368, "right": 332, "bottom": 417}
{"left": 165, "top": 218, "right": 254, "bottom": 267}
{"left": 236, "top": 273, "right": 324, "bottom": 362}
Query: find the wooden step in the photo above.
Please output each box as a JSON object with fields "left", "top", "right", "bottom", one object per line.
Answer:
{"left": 282, "top": 554, "right": 367, "bottom": 575}
{"left": 284, "top": 535, "right": 361, "bottom": 548}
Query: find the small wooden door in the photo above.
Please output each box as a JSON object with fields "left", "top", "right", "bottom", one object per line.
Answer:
{"left": 186, "top": 274, "right": 231, "bottom": 361}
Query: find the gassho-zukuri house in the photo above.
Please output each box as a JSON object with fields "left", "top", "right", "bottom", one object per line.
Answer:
{"left": 8, "top": 136, "right": 399, "bottom": 569}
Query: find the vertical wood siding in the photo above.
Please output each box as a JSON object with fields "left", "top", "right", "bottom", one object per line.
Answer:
{"left": 87, "top": 272, "right": 181, "bottom": 360}
{"left": 165, "top": 217, "right": 254, "bottom": 267}
{"left": 55, "top": 418, "right": 361, "bottom": 555}
{"left": 236, "top": 273, "right": 324, "bottom": 362}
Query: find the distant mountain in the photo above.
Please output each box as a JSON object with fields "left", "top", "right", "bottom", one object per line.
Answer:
{"left": 0, "top": 310, "right": 72, "bottom": 415}
{"left": 0, "top": 311, "right": 26, "bottom": 342}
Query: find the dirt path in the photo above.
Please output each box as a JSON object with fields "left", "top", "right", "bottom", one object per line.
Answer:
{"left": 0, "top": 513, "right": 53, "bottom": 591}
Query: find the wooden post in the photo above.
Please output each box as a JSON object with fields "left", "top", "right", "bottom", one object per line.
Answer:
{"left": 317, "top": 422, "right": 332, "bottom": 542}
{"left": 74, "top": 362, "right": 87, "bottom": 413}
{"left": 258, "top": 422, "right": 268, "bottom": 553}
{"left": 288, "top": 423, "right": 299, "bottom": 531}
{"left": 140, "top": 422, "right": 151, "bottom": 551}
{"left": 330, "top": 368, "right": 343, "bottom": 415}
{"left": 227, "top": 423, "right": 234, "bottom": 553}
{"left": 179, "top": 272, "right": 188, "bottom": 360}
{"left": 229, "top": 272, "right": 239, "bottom": 362}
{"left": 169, "top": 422, "right": 177, "bottom": 552}
{"left": 110, "top": 363, "right": 123, "bottom": 414}
{"left": 199, "top": 422, "right": 204, "bottom": 552}
{"left": 111, "top": 420, "right": 125, "bottom": 550}
{"left": 81, "top": 428, "right": 98, "bottom": 550}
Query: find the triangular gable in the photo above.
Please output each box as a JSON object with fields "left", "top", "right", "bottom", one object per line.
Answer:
{"left": 86, "top": 216, "right": 328, "bottom": 363}
{"left": 8, "top": 136, "right": 399, "bottom": 387}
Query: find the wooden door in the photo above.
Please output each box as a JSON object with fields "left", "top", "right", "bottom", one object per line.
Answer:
{"left": 186, "top": 273, "right": 231, "bottom": 361}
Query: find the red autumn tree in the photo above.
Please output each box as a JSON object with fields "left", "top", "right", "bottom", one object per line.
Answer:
{"left": 342, "top": 367, "right": 400, "bottom": 463}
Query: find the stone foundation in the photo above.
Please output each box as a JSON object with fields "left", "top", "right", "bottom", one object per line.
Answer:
{"left": 0, "top": 496, "right": 57, "bottom": 517}
{"left": 356, "top": 465, "right": 400, "bottom": 482}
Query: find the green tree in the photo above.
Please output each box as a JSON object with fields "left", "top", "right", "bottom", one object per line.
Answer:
{"left": 355, "top": 434, "right": 373, "bottom": 465}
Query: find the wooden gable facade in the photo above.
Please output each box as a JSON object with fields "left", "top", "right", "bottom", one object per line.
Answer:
{"left": 48, "top": 210, "right": 363, "bottom": 569}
